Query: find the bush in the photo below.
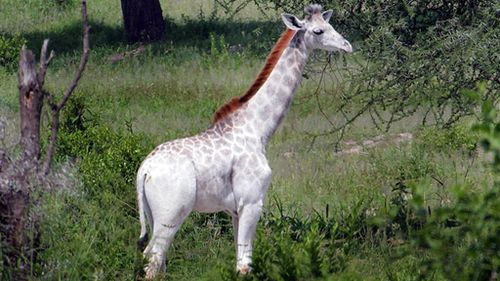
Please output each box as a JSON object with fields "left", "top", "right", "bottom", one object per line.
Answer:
{"left": 56, "top": 118, "right": 153, "bottom": 198}
{"left": 418, "top": 124, "right": 478, "bottom": 153}
{"left": 219, "top": 197, "right": 382, "bottom": 281}
{"left": 406, "top": 97, "right": 500, "bottom": 280}
{"left": 0, "top": 33, "right": 26, "bottom": 71}
{"left": 36, "top": 98, "right": 154, "bottom": 279}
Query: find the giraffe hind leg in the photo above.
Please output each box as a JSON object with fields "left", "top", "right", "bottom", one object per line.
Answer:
{"left": 143, "top": 223, "right": 183, "bottom": 279}
{"left": 141, "top": 165, "right": 196, "bottom": 279}
{"left": 143, "top": 205, "right": 194, "bottom": 279}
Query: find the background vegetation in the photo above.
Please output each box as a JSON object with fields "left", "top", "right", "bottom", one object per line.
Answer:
{"left": 0, "top": 0, "right": 498, "bottom": 280}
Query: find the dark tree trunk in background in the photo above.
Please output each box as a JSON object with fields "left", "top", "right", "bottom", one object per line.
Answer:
{"left": 120, "top": 0, "right": 166, "bottom": 43}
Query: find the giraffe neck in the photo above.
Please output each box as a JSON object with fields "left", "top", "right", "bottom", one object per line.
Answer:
{"left": 235, "top": 32, "right": 308, "bottom": 146}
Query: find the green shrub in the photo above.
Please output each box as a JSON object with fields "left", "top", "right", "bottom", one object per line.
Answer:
{"left": 57, "top": 121, "right": 153, "bottom": 197}
{"left": 410, "top": 185, "right": 500, "bottom": 281}
{"left": 37, "top": 98, "right": 155, "bottom": 279}
{"left": 209, "top": 32, "right": 230, "bottom": 61}
{"left": 0, "top": 33, "right": 26, "bottom": 71}
{"left": 219, "top": 197, "right": 380, "bottom": 280}
{"left": 405, "top": 96, "right": 500, "bottom": 280}
{"left": 418, "top": 124, "right": 478, "bottom": 153}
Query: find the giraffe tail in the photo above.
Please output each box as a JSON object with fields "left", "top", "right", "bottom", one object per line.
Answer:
{"left": 136, "top": 171, "right": 151, "bottom": 251}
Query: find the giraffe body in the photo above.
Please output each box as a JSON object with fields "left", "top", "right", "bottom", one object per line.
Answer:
{"left": 136, "top": 4, "right": 352, "bottom": 279}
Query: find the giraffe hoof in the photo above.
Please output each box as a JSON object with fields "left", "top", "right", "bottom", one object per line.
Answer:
{"left": 144, "top": 268, "right": 155, "bottom": 280}
{"left": 238, "top": 265, "right": 251, "bottom": 275}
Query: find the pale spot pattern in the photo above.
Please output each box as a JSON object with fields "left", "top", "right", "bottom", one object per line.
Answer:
{"left": 135, "top": 4, "right": 353, "bottom": 279}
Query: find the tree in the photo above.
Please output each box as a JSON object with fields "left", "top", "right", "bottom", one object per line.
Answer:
{"left": 0, "top": 1, "right": 89, "bottom": 279}
{"left": 120, "top": 0, "right": 166, "bottom": 43}
{"left": 258, "top": 0, "right": 499, "bottom": 148}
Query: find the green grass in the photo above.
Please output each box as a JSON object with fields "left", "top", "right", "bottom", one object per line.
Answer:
{"left": 0, "top": 1, "right": 495, "bottom": 280}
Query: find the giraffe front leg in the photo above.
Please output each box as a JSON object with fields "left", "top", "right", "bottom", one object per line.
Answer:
{"left": 235, "top": 202, "right": 263, "bottom": 275}
{"left": 232, "top": 154, "right": 272, "bottom": 274}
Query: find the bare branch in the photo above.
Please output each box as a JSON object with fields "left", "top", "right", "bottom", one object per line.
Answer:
{"left": 38, "top": 41, "right": 57, "bottom": 111}
{"left": 42, "top": 0, "right": 90, "bottom": 175}
{"left": 57, "top": 0, "right": 90, "bottom": 112}
{"left": 38, "top": 39, "right": 53, "bottom": 88}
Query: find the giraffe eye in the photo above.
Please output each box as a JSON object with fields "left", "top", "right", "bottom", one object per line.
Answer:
{"left": 313, "top": 29, "right": 324, "bottom": 35}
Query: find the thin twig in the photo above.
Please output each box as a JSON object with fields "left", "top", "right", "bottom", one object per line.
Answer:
{"left": 57, "top": 0, "right": 90, "bottom": 111}
{"left": 315, "top": 61, "right": 336, "bottom": 128}
{"left": 37, "top": 40, "right": 56, "bottom": 94}
{"left": 315, "top": 99, "right": 373, "bottom": 137}
{"left": 42, "top": 0, "right": 90, "bottom": 175}
{"left": 430, "top": 175, "right": 445, "bottom": 187}
{"left": 463, "top": 148, "right": 477, "bottom": 181}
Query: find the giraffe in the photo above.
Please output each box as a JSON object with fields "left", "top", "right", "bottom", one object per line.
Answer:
{"left": 136, "top": 4, "right": 352, "bottom": 279}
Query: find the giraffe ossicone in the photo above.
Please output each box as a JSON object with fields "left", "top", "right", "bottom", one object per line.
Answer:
{"left": 136, "top": 4, "right": 352, "bottom": 279}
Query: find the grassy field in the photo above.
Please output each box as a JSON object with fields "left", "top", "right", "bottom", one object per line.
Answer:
{"left": 0, "top": 1, "right": 495, "bottom": 280}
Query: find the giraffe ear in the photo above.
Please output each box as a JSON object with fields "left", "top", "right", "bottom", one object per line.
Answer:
{"left": 322, "top": 10, "right": 333, "bottom": 22}
{"left": 281, "top": 13, "right": 304, "bottom": 30}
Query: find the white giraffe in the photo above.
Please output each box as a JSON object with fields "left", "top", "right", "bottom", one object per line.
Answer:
{"left": 136, "top": 4, "right": 352, "bottom": 279}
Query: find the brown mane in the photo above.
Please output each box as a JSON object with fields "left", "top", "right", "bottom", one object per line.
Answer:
{"left": 212, "top": 29, "right": 296, "bottom": 123}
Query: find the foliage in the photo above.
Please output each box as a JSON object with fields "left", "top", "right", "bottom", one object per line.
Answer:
{"left": 35, "top": 97, "right": 154, "bottom": 279}
{"left": 410, "top": 185, "right": 500, "bottom": 280}
{"left": 220, "top": 191, "right": 426, "bottom": 281}
{"left": 406, "top": 97, "right": 500, "bottom": 281}
{"left": 256, "top": 0, "right": 500, "bottom": 136}
{"left": 418, "top": 123, "right": 478, "bottom": 153}
{"left": 209, "top": 32, "right": 230, "bottom": 62}
{"left": 219, "top": 198, "right": 375, "bottom": 281}
{"left": 0, "top": 33, "right": 26, "bottom": 71}
{"left": 56, "top": 98, "right": 153, "bottom": 197}
{"left": 474, "top": 98, "right": 500, "bottom": 176}
{"left": 261, "top": 0, "right": 495, "bottom": 38}
{"left": 218, "top": 184, "right": 431, "bottom": 281}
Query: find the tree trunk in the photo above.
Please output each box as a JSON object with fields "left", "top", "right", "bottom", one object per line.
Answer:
{"left": 18, "top": 50, "right": 42, "bottom": 166}
{"left": 0, "top": 185, "right": 30, "bottom": 280}
{"left": 120, "top": 0, "right": 166, "bottom": 43}
{"left": 0, "top": 48, "right": 42, "bottom": 280}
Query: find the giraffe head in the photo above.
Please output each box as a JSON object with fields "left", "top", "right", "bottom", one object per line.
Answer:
{"left": 281, "top": 4, "right": 352, "bottom": 53}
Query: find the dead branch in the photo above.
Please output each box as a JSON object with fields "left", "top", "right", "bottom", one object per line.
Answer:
{"left": 42, "top": 0, "right": 90, "bottom": 175}
{"left": 37, "top": 39, "right": 54, "bottom": 87}
{"left": 58, "top": 1, "right": 90, "bottom": 111}
{"left": 18, "top": 48, "right": 43, "bottom": 165}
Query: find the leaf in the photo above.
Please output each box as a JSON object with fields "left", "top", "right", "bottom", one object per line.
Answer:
{"left": 482, "top": 100, "right": 493, "bottom": 115}
{"left": 460, "top": 89, "right": 480, "bottom": 102}
{"left": 472, "top": 123, "right": 491, "bottom": 134}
